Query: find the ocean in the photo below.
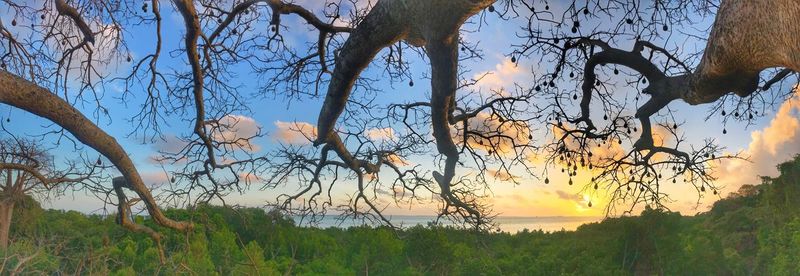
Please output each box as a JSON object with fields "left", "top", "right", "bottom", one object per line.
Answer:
{"left": 292, "top": 215, "right": 603, "bottom": 233}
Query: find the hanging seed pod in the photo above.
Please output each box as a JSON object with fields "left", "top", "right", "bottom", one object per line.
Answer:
{"left": 171, "top": 177, "right": 176, "bottom": 183}
{"left": 409, "top": 80, "right": 414, "bottom": 87}
{"left": 722, "top": 129, "right": 727, "bottom": 134}
{"left": 488, "top": 5, "right": 495, "bottom": 12}
{"left": 721, "top": 110, "right": 726, "bottom": 116}
{"left": 594, "top": 183, "right": 598, "bottom": 190}
{"left": 510, "top": 56, "right": 516, "bottom": 63}
{"left": 11, "top": 19, "right": 17, "bottom": 26}
{"left": 568, "top": 178, "right": 573, "bottom": 185}
{"left": 544, "top": 177, "right": 550, "bottom": 184}
{"left": 583, "top": 8, "right": 589, "bottom": 15}
{"left": 662, "top": 25, "right": 668, "bottom": 31}
{"left": 588, "top": 201, "right": 592, "bottom": 207}
{"left": 603, "top": 114, "right": 608, "bottom": 120}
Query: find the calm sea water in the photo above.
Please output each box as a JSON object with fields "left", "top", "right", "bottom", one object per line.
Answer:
{"left": 292, "top": 215, "right": 602, "bottom": 233}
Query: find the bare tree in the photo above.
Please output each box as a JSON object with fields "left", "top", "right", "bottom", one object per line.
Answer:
{"left": 0, "top": 0, "right": 798, "bottom": 237}
{"left": 510, "top": 0, "right": 798, "bottom": 213}
{"left": 0, "top": 139, "right": 97, "bottom": 249}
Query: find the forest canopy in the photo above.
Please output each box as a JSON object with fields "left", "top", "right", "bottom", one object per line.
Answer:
{"left": 3, "top": 154, "right": 800, "bottom": 274}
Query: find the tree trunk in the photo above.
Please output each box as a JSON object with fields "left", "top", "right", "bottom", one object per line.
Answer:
{"left": 0, "top": 200, "right": 14, "bottom": 250}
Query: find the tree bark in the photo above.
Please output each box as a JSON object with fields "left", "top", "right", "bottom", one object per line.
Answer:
{"left": 0, "top": 70, "right": 191, "bottom": 232}
{"left": 0, "top": 200, "right": 14, "bottom": 250}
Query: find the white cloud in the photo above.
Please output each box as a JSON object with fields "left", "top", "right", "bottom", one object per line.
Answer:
{"left": 472, "top": 59, "right": 523, "bottom": 94}
{"left": 211, "top": 115, "right": 262, "bottom": 152}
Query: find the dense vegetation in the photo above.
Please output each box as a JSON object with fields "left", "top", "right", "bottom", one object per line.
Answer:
{"left": 3, "top": 156, "right": 800, "bottom": 275}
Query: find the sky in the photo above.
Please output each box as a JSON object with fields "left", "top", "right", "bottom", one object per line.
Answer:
{"left": 2, "top": 1, "right": 799, "bottom": 221}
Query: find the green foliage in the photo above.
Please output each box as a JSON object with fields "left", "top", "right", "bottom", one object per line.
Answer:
{"left": 3, "top": 155, "right": 800, "bottom": 275}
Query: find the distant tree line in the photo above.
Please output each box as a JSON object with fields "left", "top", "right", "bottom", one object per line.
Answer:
{"left": 2, "top": 156, "right": 800, "bottom": 275}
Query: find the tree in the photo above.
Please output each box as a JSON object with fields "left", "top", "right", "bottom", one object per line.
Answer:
{"left": 0, "top": 0, "right": 797, "bottom": 235}
{"left": 536, "top": 0, "right": 799, "bottom": 213}
{"left": 0, "top": 139, "right": 96, "bottom": 249}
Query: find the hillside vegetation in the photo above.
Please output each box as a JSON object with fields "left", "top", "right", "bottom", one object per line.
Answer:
{"left": 4, "top": 156, "right": 800, "bottom": 275}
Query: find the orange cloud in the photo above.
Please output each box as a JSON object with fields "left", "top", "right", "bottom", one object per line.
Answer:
{"left": 385, "top": 153, "right": 412, "bottom": 167}
{"left": 486, "top": 168, "right": 521, "bottom": 182}
{"left": 715, "top": 85, "right": 800, "bottom": 192}
{"left": 453, "top": 112, "right": 531, "bottom": 156}
{"left": 366, "top": 127, "right": 396, "bottom": 141}
{"left": 238, "top": 172, "right": 261, "bottom": 182}
{"left": 273, "top": 121, "right": 317, "bottom": 145}
{"left": 551, "top": 125, "right": 626, "bottom": 164}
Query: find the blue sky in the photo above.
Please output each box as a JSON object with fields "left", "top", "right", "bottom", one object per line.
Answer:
{"left": 2, "top": 0, "right": 798, "bottom": 219}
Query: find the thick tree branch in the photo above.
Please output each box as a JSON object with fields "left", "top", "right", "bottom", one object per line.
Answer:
{"left": 54, "top": 0, "right": 94, "bottom": 44}
{"left": 0, "top": 70, "right": 192, "bottom": 233}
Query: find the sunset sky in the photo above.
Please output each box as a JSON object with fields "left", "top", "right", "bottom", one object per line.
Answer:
{"left": 3, "top": 1, "right": 799, "bottom": 220}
